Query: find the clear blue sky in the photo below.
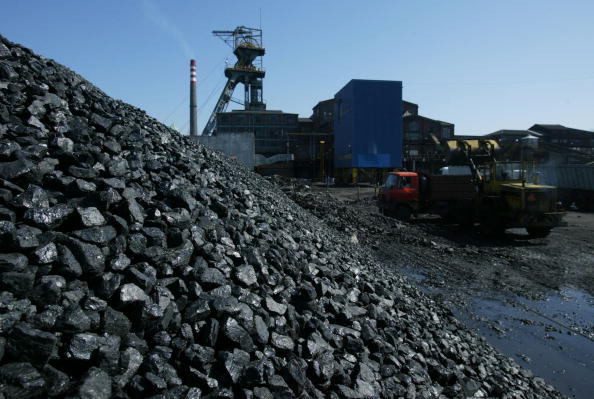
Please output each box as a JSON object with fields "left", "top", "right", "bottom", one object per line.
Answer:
{"left": 2, "top": 1, "right": 593, "bottom": 135}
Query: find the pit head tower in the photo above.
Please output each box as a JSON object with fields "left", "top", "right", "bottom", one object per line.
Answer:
{"left": 202, "top": 26, "right": 266, "bottom": 136}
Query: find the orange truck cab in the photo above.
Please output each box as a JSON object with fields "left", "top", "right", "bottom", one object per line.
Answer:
{"left": 378, "top": 172, "right": 422, "bottom": 220}
{"left": 381, "top": 172, "right": 420, "bottom": 202}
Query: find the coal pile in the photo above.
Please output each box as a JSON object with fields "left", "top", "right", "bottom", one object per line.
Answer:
{"left": 0, "top": 35, "right": 563, "bottom": 398}
{"left": 280, "top": 186, "right": 437, "bottom": 250}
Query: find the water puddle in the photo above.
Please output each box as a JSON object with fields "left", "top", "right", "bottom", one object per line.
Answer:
{"left": 455, "top": 289, "right": 594, "bottom": 398}
{"left": 402, "top": 268, "right": 594, "bottom": 398}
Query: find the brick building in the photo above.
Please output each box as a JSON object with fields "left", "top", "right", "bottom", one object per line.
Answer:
{"left": 402, "top": 102, "right": 454, "bottom": 172}
{"left": 529, "top": 124, "right": 594, "bottom": 155}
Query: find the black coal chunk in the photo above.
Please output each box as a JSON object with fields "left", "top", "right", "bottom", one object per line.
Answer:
{"left": 0, "top": 271, "right": 35, "bottom": 297}
{"left": 199, "top": 268, "right": 226, "bottom": 288}
{"left": 55, "top": 244, "right": 83, "bottom": 277}
{"left": 222, "top": 317, "right": 254, "bottom": 351}
{"left": 24, "top": 204, "right": 73, "bottom": 229}
{"left": 32, "top": 242, "right": 58, "bottom": 264}
{"left": 55, "top": 304, "right": 91, "bottom": 333}
{"left": 65, "top": 238, "right": 105, "bottom": 277}
{"left": 75, "top": 367, "right": 112, "bottom": 399}
{"left": 235, "top": 264, "right": 257, "bottom": 286}
{"left": 219, "top": 348, "right": 250, "bottom": 384}
{"left": 65, "top": 333, "right": 102, "bottom": 362}
{"left": 7, "top": 323, "right": 57, "bottom": 366}
{"left": 0, "top": 158, "right": 34, "bottom": 180}
{"left": 101, "top": 307, "right": 131, "bottom": 337}
{"left": 74, "top": 206, "right": 106, "bottom": 227}
{"left": 0, "top": 362, "right": 46, "bottom": 397}
{"left": 0, "top": 252, "right": 28, "bottom": 272}
{"left": 42, "top": 364, "right": 71, "bottom": 397}
{"left": 72, "top": 225, "right": 117, "bottom": 244}
{"left": 12, "top": 225, "right": 40, "bottom": 250}
{"left": 118, "top": 283, "right": 150, "bottom": 306}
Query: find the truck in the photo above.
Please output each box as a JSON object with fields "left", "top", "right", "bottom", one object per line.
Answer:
{"left": 378, "top": 171, "right": 477, "bottom": 225}
{"left": 378, "top": 139, "right": 565, "bottom": 237}
{"left": 537, "top": 164, "right": 594, "bottom": 211}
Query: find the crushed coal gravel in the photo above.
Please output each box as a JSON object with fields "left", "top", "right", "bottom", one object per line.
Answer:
{"left": 0, "top": 35, "right": 564, "bottom": 398}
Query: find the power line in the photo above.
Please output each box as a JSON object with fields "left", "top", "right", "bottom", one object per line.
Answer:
{"left": 406, "top": 75, "right": 594, "bottom": 88}
{"left": 163, "top": 96, "right": 188, "bottom": 124}
{"left": 180, "top": 119, "right": 190, "bottom": 135}
{"left": 198, "top": 75, "right": 226, "bottom": 115}
{"left": 198, "top": 53, "right": 231, "bottom": 87}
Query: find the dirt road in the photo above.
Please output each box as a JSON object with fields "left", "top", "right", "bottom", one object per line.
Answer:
{"left": 285, "top": 183, "right": 594, "bottom": 399}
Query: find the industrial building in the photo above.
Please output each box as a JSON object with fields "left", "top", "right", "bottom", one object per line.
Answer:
{"left": 529, "top": 124, "right": 594, "bottom": 155}
{"left": 216, "top": 109, "right": 298, "bottom": 175}
{"left": 311, "top": 99, "right": 335, "bottom": 133}
{"left": 191, "top": 27, "right": 444, "bottom": 181}
{"left": 479, "top": 127, "right": 594, "bottom": 165}
{"left": 188, "top": 26, "right": 594, "bottom": 187}
{"left": 289, "top": 124, "right": 333, "bottom": 180}
{"left": 333, "top": 79, "right": 403, "bottom": 183}
{"left": 283, "top": 100, "right": 336, "bottom": 180}
{"left": 402, "top": 101, "right": 455, "bottom": 172}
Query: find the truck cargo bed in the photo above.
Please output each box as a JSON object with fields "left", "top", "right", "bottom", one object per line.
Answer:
{"left": 428, "top": 175, "right": 477, "bottom": 201}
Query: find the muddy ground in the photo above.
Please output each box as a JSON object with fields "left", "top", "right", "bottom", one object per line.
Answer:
{"left": 279, "top": 181, "right": 594, "bottom": 399}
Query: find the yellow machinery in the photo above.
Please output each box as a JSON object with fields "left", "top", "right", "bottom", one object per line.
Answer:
{"left": 446, "top": 139, "right": 564, "bottom": 237}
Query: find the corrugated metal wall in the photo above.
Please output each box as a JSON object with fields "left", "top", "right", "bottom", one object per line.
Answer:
{"left": 333, "top": 79, "right": 403, "bottom": 168}
{"left": 538, "top": 165, "right": 594, "bottom": 190}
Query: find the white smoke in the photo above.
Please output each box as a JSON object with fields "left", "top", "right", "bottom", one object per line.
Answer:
{"left": 142, "top": 0, "right": 195, "bottom": 59}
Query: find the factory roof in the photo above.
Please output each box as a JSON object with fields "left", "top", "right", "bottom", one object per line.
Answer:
{"left": 487, "top": 129, "right": 542, "bottom": 138}
{"left": 529, "top": 124, "right": 594, "bottom": 139}
{"left": 404, "top": 113, "right": 454, "bottom": 126}
{"left": 224, "top": 109, "right": 297, "bottom": 115}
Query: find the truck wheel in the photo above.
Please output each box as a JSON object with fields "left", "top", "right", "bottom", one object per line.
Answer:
{"left": 526, "top": 227, "right": 552, "bottom": 238}
{"left": 395, "top": 206, "right": 412, "bottom": 221}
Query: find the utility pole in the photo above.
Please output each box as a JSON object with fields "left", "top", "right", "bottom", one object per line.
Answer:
{"left": 189, "top": 60, "right": 197, "bottom": 136}
{"left": 320, "top": 140, "right": 326, "bottom": 182}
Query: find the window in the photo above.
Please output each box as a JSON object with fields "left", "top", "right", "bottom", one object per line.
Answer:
{"left": 385, "top": 174, "right": 397, "bottom": 188}
{"left": 409, "top": 121, "right": 419, "bottom": 132}
{"left": 398, "top": 176, "right": 412, "bottom": 189}
{"left": 495, "top": 163, "right": 522, "bottom": 180}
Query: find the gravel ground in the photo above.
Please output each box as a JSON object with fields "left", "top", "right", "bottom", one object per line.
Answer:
{"left": 280, "top": 181, "right": 594, "bottom": 398}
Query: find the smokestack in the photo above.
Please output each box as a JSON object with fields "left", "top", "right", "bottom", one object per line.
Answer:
{"left": 189, "top": 59, "right": 197, "bottom": 136}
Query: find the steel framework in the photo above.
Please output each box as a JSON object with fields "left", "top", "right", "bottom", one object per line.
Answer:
{"left": 202, "top": 26, "right": 266, "bottom": 136}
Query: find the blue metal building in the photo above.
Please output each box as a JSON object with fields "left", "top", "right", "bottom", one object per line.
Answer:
{"left": 333, "top": 79, "right": 403, "bottom": 170}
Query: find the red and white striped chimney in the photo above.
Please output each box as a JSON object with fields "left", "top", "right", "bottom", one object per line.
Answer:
{"left": 189, "top": 59, "right": 197, "bottom": 136}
